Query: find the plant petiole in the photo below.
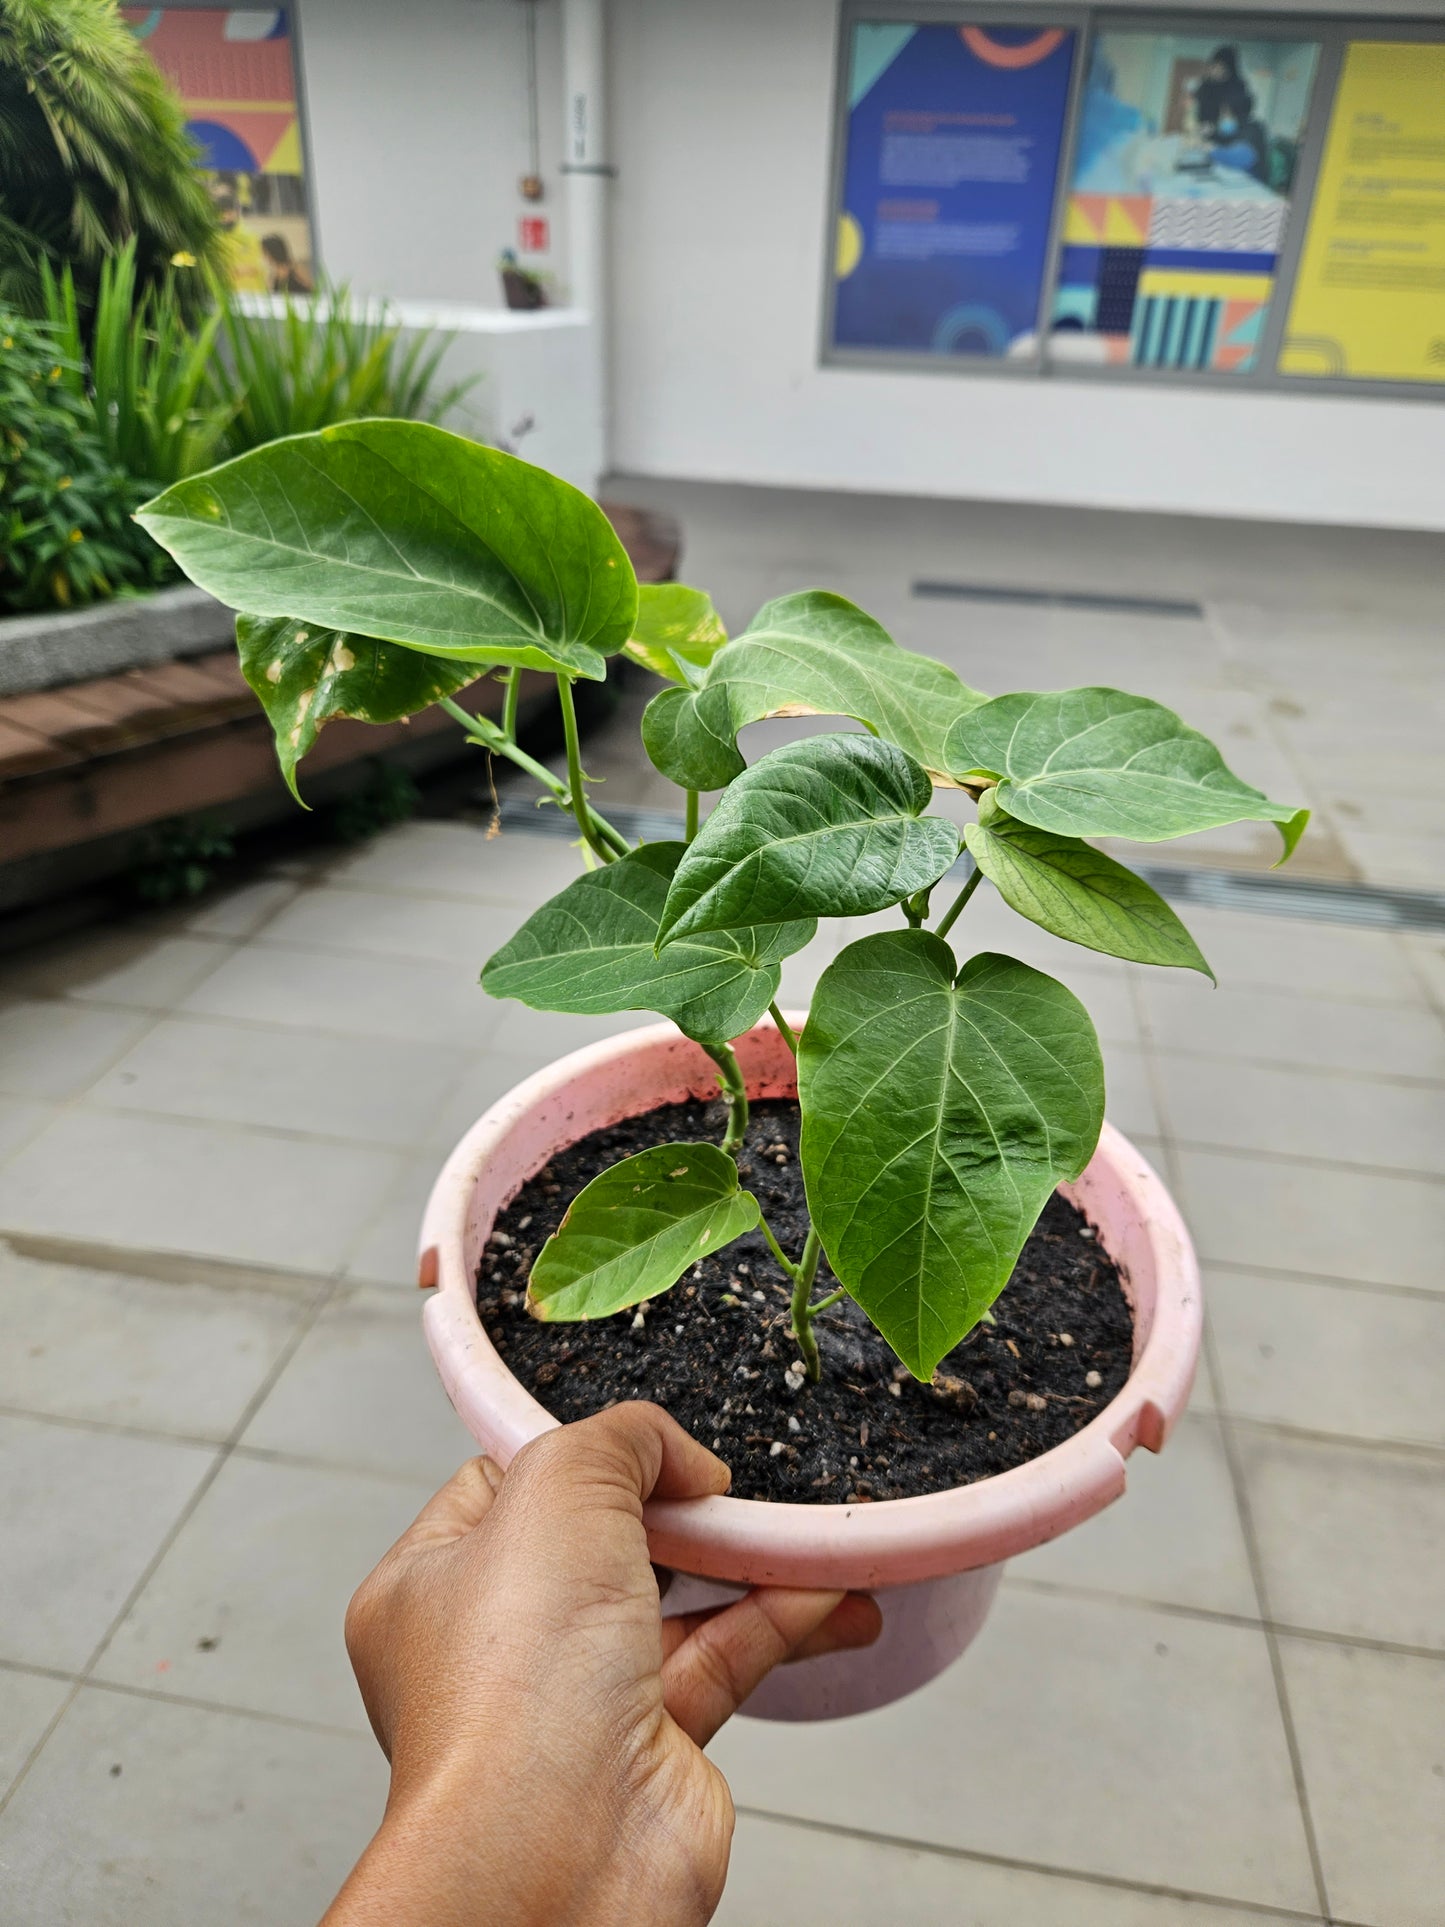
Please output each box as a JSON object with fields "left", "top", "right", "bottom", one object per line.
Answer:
{"left": 702, "top": 1038, "right": 749, "bottom": 1154}
{"left": 440, "top": 695, "right": 631, "bottom": 859}
{"left": 501, "top": 665, "right": 521, "bottom": 740}
{"left": 685, "top": 788, "right": 700, "bottom": 842}
{"left": 934, "top": 863, "right": 984, "bottom": 939}
{"left": 768, "top": 1002, "right": 798, "bottom": 1055}
{"left": 788, "top": 1227, "right": 824, "bottom": 1381}
{"left": 557, "top": 674, "right": 617, "bottom": 864}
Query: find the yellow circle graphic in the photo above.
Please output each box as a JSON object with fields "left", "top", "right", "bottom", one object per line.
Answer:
{"left": 836, "top": 212, "right": 863, "bottom": 280}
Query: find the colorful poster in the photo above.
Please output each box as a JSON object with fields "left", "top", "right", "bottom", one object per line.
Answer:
{"left": 1051, "top": 32, "right": 1320, "bottom": 373}
{"left": 123, "top": 8, "right": 313, "bottom": 293}
{"left": 1280, "top": 43, "right": 1445, "bottom": 384}
{"left": 831, "top": 22, "right": 1077, "bottom": 358}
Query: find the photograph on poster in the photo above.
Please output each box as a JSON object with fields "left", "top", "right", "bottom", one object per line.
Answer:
{"left": 1281, "top": 41, "right": 1445, "bottom": 385}
{"left": 122, "top": 6, "right": 313, "bottom": 293}
{"left": 1051, "top": 30, "right": 1320, "bottom": 373}
{"left": 831, "top": 21, "right": 1077, "bottom": 359}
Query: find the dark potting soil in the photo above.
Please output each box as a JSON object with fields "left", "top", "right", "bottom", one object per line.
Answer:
{"left": 476, "top": 1098, "right": 1134, "bottom": 1504}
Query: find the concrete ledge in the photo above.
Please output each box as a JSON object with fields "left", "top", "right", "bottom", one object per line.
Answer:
{"left": 0, "top": 586, "right": 234, "bottom": 697}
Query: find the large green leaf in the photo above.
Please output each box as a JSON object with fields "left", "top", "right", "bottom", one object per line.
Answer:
{"left": 481, "top": 843, "right": 814, "bottom": 1043}
{"left": 623, "top": 582, "right": 727, "bottom": 685}
{"left": 945, "top": 688, "right": 1308, "bottom": 861}
{"left": 236, "top": 613, "right": 477, "bottom": 804}
{"left": 657, "top": 734, "right": 959, "bottom": 946}
{"left": 642, "top": 591, "right": 986, "bottom": 790}
{"left": 136, "top": 421, "right": 638, "bottom": 679}
{"left": 527, "top": 1142, "right": 761, "bottom": 1321}
{"left": 964, "top": 796, "right": 1213, "bottom": 978}
{"left": 799, "top": 934, "right": 1105, "bottom": 1379}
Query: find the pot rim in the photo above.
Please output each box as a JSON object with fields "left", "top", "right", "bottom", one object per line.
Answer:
{"left": 419, "top": 1015, "right": 1201, "bottom": 1589}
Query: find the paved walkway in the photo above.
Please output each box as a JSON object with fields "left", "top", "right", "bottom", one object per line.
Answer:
{"left": 1, "top": 488, "right": 1441, "bottom": 1924}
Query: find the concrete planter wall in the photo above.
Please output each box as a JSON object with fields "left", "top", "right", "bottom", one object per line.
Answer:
{"left": 0, "top": 586, "right": 234, "bottom": 697}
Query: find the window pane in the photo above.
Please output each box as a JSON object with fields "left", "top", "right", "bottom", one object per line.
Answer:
{"left": 1280, "top": 41, "right": 1445, "bottom": 385}
{"left": 831, "top": 21, "right": 1077, "bottom": 360}
{"left": 1048, "top": 30, "right": 1321, "bottom": 374}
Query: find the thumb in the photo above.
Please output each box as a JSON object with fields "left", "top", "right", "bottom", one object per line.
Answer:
{"left": 395, "top": 1455, "right": 503, "bottom": 1553}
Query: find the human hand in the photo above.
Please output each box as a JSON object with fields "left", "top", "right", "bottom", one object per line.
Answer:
{"left": 324, "top": 1402, "right": 881, "bottom": 1927}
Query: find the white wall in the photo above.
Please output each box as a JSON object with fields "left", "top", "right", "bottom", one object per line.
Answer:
{"left": 609, "top": 0, "right": 1445, "bottom": 531}
{"left": 297, "top": 0, "right": 569, "bottom": 306}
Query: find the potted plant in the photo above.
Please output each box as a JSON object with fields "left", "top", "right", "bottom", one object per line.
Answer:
{"left": 138, "top": 425, "right": 1306, "bottom": 1720}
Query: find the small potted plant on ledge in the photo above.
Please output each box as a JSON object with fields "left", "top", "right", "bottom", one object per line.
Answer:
{"left": 139, "top": 425, "right": 1306, "bottom": 1720}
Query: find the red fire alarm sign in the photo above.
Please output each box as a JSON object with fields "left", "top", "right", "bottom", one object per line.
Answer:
{"left": 519, "top": 217, "right": 550, "bottom": 254}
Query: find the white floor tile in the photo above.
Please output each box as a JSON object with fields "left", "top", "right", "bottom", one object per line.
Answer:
{"left": 1281, "top": 1639, "right": 1445, "bottom": 1927}
{"left": 0, "top": 1247, "right": 302, "bottom": 1440}
{"left": 0, "top": 1414, "right": 214, "bottom": 1672}
{"left": 709, "top": 1590, "right": 1316, "bottom": 1910}
{"left": 0, "top": 1110, "right": 401, "bottom": 1273}
{"left": 0, "top": 1686, "right": 385, "bottom": 1927}
{"left": 242, "top": 1288, "right": 476, "bottom": 1483}
{"left": 1016, "top": 1414, "right": 1256, "bottom": 1617}
{"left": 718, "top": 1813, "right": 1307, "bottom": 1927}
{"left": 0, "top": 1002, "right": 150, "bottom": 1100}
{"left": 90, "top": 1016, "right": 466, "bottom": 1149}
{"left": 95, "top": 1454, "right": 433, "bottom": 1732}
{"left": 1209, "top": 1272, "right": 1445, "bottom": 1450}
{"left": 1240, "top": 1432, "right": 1445, "bottom": 1649}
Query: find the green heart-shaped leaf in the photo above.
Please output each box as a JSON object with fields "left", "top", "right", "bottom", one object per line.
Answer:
{"left": 641, "top": 682, "right": 747, "bottom": 790}
{"left": 964, "top": 802, "right": 1213, "bottom": 979}
{"left": 527, "top": 1141, "right": 761, "bottom": 1320}
{"left": 136, "top": 422, "right": 638, "bottom": 678}
{"left": 799, "top": 934, "right": 1105, "bottom": 1379}
{"left": 657, "top": 733, "right": 960, "bottom": 946}
{"left": 236, "top": 613, "right": 478, "bottom": 804}
{"left": 623, "top": 582, "right": 728, "bottom": 685}
{"left": 642, "top": 590, "right": 986, "bottom": 789}
{"left": 481, "top": 843, "right": 814, "bottom": 1043}
{"left": 945, "top": 688, "right": 1308, "bottom": 861}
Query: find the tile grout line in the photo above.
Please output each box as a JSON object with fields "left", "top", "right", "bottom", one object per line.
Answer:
{"left": 732, "top": 1805, "right": 1330, "bottom": 1925}
{"left": 1001, "top": 1577, "right": 1445, "bottom": 1664}
{"left": 1129, "top": 971, "right": 1337, "bottom": 1925}
{"left": 0, "top": 1654, "right": 371, "bottom": 1747}
{"left": 0, "top": 1246, "right": 355, "bottom": 1821}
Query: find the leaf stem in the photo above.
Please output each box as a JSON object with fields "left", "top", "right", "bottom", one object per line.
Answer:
{"left": 808, "top": 1285, "right": 846, "bottom": 1315}
{"left": 701, "top": 1039, "right": 749, "bottom": 1155}
{"left": 440, "top": 694, "right": 631, "bottom": 858}
{"left": 501, "top": 666, "right": 521, "bottom": 741}
{"left": 757, "top": 1214, "right": 798, "bottom": 1283}
{"left": 934, "top": 863, "right": 984, "bottom": 939}
{"left": 789, "top": 1228, "right": 823, "bottom": 1382}
{"left": 768, "top": 1002, "right": 798, "bottom": 1056}
{"left": 685, "top": 789, "right": 700, "bottom": 842}
{"left": 557, "top": 674, "right": 615, "bottom": 864}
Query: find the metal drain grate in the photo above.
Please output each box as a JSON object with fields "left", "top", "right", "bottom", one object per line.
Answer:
{"left": 490, "top": 800, "right": 1445, "bottom": 935}
{"left": 912, "top": 579, "right": 1205, "bottom": 620}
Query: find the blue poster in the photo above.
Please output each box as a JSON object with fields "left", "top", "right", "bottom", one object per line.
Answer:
{"left": 832, "top": 21, "right": 1077, "bottom": 357}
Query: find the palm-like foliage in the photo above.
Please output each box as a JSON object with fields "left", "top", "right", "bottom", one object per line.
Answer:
{"left": 213, "top": 289, "right": 480, "bottom": 457}
{"left": 40, "top": 241, "right": 232, "bottom": 489}
{"left": 0, "top": 0, "right": 224, "bottom": 312}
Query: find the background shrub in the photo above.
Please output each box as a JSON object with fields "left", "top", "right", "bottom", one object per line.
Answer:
{"left": 0, "top": 307, "right": 162, "bottom": 612}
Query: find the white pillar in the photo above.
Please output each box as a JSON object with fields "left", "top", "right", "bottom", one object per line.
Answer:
{"left": 562, "top": 0, "right": 609, "bottom": 482}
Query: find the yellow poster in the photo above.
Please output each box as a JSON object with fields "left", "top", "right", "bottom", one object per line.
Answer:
{"left": 1280, "top": 42, "right": 1445, "bottom": 382}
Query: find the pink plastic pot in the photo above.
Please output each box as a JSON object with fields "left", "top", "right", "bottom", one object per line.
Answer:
{"left": 419, "top": 1016, "right": 1200, "bottom": 1721}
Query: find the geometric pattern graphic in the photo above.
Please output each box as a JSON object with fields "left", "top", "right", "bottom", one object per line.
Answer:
{"left": 122, "top": 8, "right": 312, "bottom": 293}
{"left": 1148, "top": 198, "right": 1287, "bottom": 252}
{"left": 1050, "top": 29, "right": 1323, "bottom": 376}
{"left": 1064, "top": 193, "right": 1151, "bottom": 246}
